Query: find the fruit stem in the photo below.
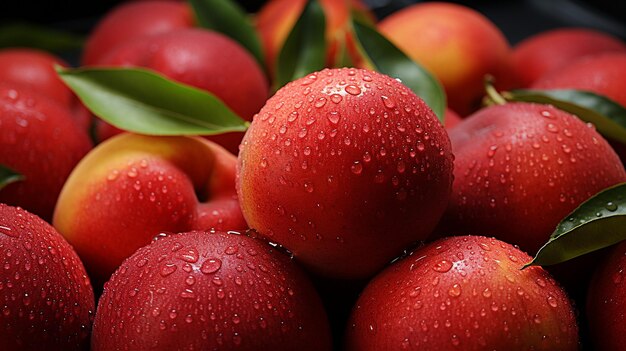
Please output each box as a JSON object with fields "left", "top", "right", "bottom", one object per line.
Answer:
{"left": 484, "top": 75, "right": 507, "bottom": 105}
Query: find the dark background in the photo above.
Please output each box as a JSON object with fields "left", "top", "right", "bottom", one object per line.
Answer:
{"left": 1, "top": 0, "right": 625, "bottom": 45}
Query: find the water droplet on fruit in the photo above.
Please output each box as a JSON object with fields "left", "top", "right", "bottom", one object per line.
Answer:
{"left": 180, "top": 249, "right": 199, "bottom": 263}
{"left": 547, "top": 294, "right": 558, "bottom": 308}
{"left": 330, "top": 94, "right": 343, "bottom": 103}
{"left": 448, "top": 284, "right": 462, "bottom": 297}
{"left": 381, "top": 95, "right": 395, "bottom": 109}
{"left": 536, "top": 278, "right": 546, "bottom": 288}
{"left": 327, "top": 111, "right": 340, "bottom": 124}
{"left": 314, "top": 97, "right": 327, "bottom": 108}
{"left": 345, "top": 85, "right": 361, "bottom": 95}
{"left": 351, "top": 161, "right": 363, "bottom": 175}
{"left": 160, "top": 264, "right": 177, "bottom": 277}
{"left": 546, "top": 123, "right": 559, "bottom": 133}
{"left": 433, "top": 260, "right": 452, "bottom": 273}
{"left": 201, "top": 259, "right": 222, "bottom": 274}
{"left": 224, "top": 246, "right": 238, "bottom": 255}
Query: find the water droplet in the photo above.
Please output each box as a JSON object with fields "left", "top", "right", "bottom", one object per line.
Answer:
{"left": 224, "top": 246, "right": 239, "bottom": 255}
{"left": 304, "top": 182, "right": 314, "bottom": 193}
{"left": 448, "top": 284, "right": 462, "bottom": 297}
{"left": 314, "top": 97, "right": 327, "bottom": 108}
{"left": 330, "top": 94, "right": 343, "bottom": 103}
{"left": 547, "top": 294, "right": 558, "bottom": 308}
{"left": 326, "top": 111, "right": 340, "bottom": 124}
{"left": 351, "top": 161, "right": 363, "bottom": 175}
{"left": 345, "top": 85, "right": 361, "bottom": 95}
{"left": 546, "top": 123, "right": 559, "bottom": 133}
{"left": 0, "top": 225, "right": 16, "bottom": 237}
{"left": 160, "top": 264, "right": 177, "bottom": 277}
{"left": 180, "top": 249, "right": 199, "bottom": 263}
{"left": 606, "top": 202, "right": 618, "bottom": 212}
{"left": 201, "top": 259, "right": 222, "bottom": 274}
{"left": 381, "top": 95, "right": 396, "bottom": 109}
{"left": 433, "top": 260, "right": 453, "bottom": 273}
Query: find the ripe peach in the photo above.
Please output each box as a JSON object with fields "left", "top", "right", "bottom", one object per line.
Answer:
{"left": 237, "top": 68, "right": 454, "bottom": 279}
{"left": 512, "top": 28, "right": 626, "bottom": 87}
{"left": 0, "top": 84, "right": 92, "bottom": 221}
{"left": 96, "top": 29, "right": 269, "bottom": 154}
{"left": 346, "top": 236, "right": 579, "bottom": 351}
{"left": 446, "top": 103, "right": 626, "bottom": 254}
{"left": 53, "top": 133, "right": 246, "bottom": 286}
{"left": 532, "top": 52, "right": 626, "bottom": 107}
{"left": 378, "top": 2, "right": 514, "bottom": 115}
{"left": 0, "top": 204, "right": 94, "bottom": 351}
{"left": 587, "top": 240, "right": 626, "bottom": 350}
{"left": 82, "top": 0, "right": 193, "bottom": 65}
{"left": 91, "top": 230, "right": 332, "bottom": 350}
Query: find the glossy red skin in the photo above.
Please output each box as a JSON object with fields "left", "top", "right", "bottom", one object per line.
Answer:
{"left": 91, "top": 230, "right": 332, "bottom": 351}
{"left": 96, "top": 29, "right": 269, "bottom": 154}
{"left": 587, "top": 241, "right": 626, "bottom": 350}
{"left": 444, "top": 108, "right": 462, "bottom": 130}
{"left": 446, "top": 103, "right": 626, "bottom": 254}
{"left": 513, "top": 28, "right": 626, "bottom": 87}
{"left": 532, "top": 53, "right": 626, "bottom": 107}
{"left": 53, "top": 134, "right": 246, "bottom": 287}
{"left": 237, "top": 68, "right": 454, "bottom": 279}
{"left": 0, "top": 204, "right": 95, "bottom": 350}
{"left": 0, "top": 84, "right": 92, "bottom": 221}
{"left": 378, "top": 2, "right": 516, "bottom": 116}
{"left": 346, "top": 236, "right": 579, "bottom": 351}
{"left": 82, "top": 0, "right": 193, "bottom": 65}
{"left": 0, "top": 49, "right": 72, "bottom": 106}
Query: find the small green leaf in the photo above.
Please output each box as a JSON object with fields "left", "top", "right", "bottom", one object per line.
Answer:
{"left": 0, "top": 22, "right": 84, "bottom": 53}
{"left": 189, "top": 0, "right": 264, "bottom": 68}
{"left": 505, "top": 89, "right": 626, "bottom": 144}
{"left": 57, "top": 66, "right": 248, "bottom": 136}
{"left": 0, "top": 164, "right": 24, "bottom": 190}
{"left": 275, "top": 0, "right": 327, "bottom": 90}
{"left": 524, "top": 182, "right": 626, "bottom": 268}
{"left": 351, "top": 18, "right": 446, "bottom": 122}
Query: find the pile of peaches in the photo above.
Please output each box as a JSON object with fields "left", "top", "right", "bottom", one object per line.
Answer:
{"left": 1, "top": 0, "right": 626, "bottom": 350}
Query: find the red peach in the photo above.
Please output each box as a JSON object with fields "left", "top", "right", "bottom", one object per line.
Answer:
{"left": 532, "top": 52, "right": 626, "bottom": 107}
{"left": 587, "top": 240, "right": 626, "bottom": 350}
{"left": 0, "top": 83, "right": 92, "bottom": 221}
{"left": 446, "top": 103, "right": 626, "bottom": 254}
{"left": 91, "top": 230, "right": 332, "bottom": 351}
{"left": 53, "top": 133, "right": 246, "bottom": 286}
{"left": 95, "top": 29, "right": 269, "bottom": 154}
{"left": 237, "top": 68, "right": 454, "bottom": 279}
{"left": 346, "top": 236, "right": 579, "bottom": 350}
{"left": 82, "top": 0, "right": 193, "bottom": 65}
{"left": 512, "top": 28, "right": 626, "bottom": 87}
{"left": 378, "top": 2, "right": 515, "bottom": 115}
{"left": 0, "top": 204, "right": 94, "bottom": 351}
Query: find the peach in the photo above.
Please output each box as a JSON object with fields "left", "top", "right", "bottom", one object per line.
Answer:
{"left": 346, "top": 236, "right": 579, "bottom": 350}
{"left": 82, "top": 0, "right": 193, "bottom": 65}
{"left": 0, "top": 83, "right": 92, "bottom": 221}
{"left": 237, "top": 68, "right": 453, "bottom": 279}
{"left": 91, "top": 230, "right": 332, "bottom": 350}
{"left": 513, "top": 28, "right": 626, "bottom": 87}
{"left": 0, "top": 204, "right": 94, "bottom": 351}
{"left": 53, "top": 133, "right": 246, "bottom": 286}
{"left": 378, "top": 2, "right": 515, "bottom": 115}
{"left": 446, "top": 103, "right": 626, "bottom": 254}
{"left": 95, "top": 29, "right": 269, "bottom": 154}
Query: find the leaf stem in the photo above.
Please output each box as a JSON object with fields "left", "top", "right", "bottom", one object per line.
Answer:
{"left": 484, "top": 75, "right": 507, "bottom": 105}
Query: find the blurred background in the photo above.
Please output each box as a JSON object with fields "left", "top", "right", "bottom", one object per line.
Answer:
{"left": 1, "top": 0, "right": 624, "bottom": 45}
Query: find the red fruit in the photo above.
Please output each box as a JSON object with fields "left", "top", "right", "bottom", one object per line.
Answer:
{"left": 513, "top": 28, "right": 626, "bottom": 87}
{"left": 0, "top": 204, "right": 95, "bottom": 350}
{"left": 446, "top": 103, "right": 626, "bottom": 253}
{"left": 0, "top": 84, "right": 92, "bottom": 221}
{"left": 532, "top": 52, "right": 626, "bottom": 107}
{"left": 96, "top": 29, "right": 269, "bottom": 154}
{"left": 237, "top": 68, "right": 454, "bottom": 279}
{"left": 444, "top": 108, "right": 462, "bottom": 130}
{"left": 82, "top": 0, "right": 193, "bottom": 65}
{"left": 0, "top": 49, "right": 72, "bottom": 106}
{"left": 587, "top": 241, "right": 626, "bottom": 350}
{"left": 378, "top": 2, "right": 515, "bottom": 115}
{"left": 346, "top": 236, "right": 579, "bottom": 351}
{"left": 91, "top": 230, "right": 332, "bottom": 351}
{"left": 53, "top": 133, "right": 246, "bottom": 286}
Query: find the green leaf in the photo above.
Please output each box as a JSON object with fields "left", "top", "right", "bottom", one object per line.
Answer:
{"left": 524, "top": 182, "right": 626, "bottom": 268}
{"left": 0, "top": 164, "right": 24, "bottom": 190}
{"left": 189, "top": 0, "right": 264, "bottom": 69}
{"left": 351, "top": 18, "right": 446, "bottom": 122}
{"left": 57, "top": 66, "right": 248, "bottom": 136}
{"left": 275, "top": 0, "right": 327, "bottom": 90}
{"left": 505, "top": 89, "right": 626, "bottom": 144}
{"left": 0, "top": 22, "right": 84, "bottom": 53}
